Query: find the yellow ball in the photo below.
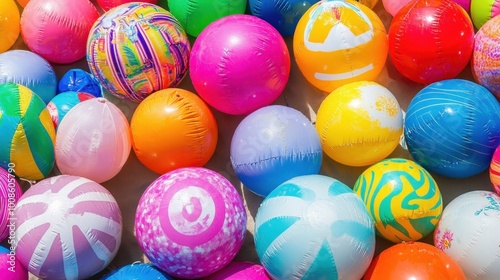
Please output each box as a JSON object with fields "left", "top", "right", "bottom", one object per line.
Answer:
{"left": 0, "top": 0, "right": 20, "bottom": 53}
{"left": 293, "top": 0, "right": 388, "bottom": 93}
{"left": 353, "top": 158, "right": 443, "bottom": 243}
{"left": 315, "top": 81, "right": 403, "bottom": 167}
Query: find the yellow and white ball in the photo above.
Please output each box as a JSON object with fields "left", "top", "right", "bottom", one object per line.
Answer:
{"left": 316, "top": 81, "right": 403, "bottom": 167}
{"left": 293, "top": 0, "right": 388, "bottom": 93}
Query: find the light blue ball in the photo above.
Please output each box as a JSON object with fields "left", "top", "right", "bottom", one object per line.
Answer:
{"left": 0, "top": 50, "right": 57, "bottom": 104}
{"left": 248, "top": 0, "right": 319, "bottom": 37}
{"left": 404, "top": 79, "right": 500, "bottom": 178}
{"left": 230, "top": 105, "right": 322, "bottom": 197}
{"left": 254, "top": 174, "right": 375, "bottom": 279}
{"left": 101, "top": 263, "right": 174, "bottom": 280}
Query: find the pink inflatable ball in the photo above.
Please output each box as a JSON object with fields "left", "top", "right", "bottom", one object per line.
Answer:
{"left": 472, "top": 14, "right": 500, "bottom": 99}
{"left": 0, "top": 50, "right": 57, "bottom": 104}
{"left": 55, "top": 98, "right": 131, "bottom": 184}
{"left": 0, "top": 167, "right": 22, "bottom": 241}
{"left": 20, "top": 0, "right": 99, "bottom": 64}
{"left": 190, "top": 14, "right": 290, "bottom": 115}
{"left": 0, "top": 245, "right": 28, "bottom": 280}
{"left": 14, "top": 175, "right": 123, "bottom": 279}
{"left": 490, "top": 145, "right": 500, "bottom": 194}
{"left": 135, "top": 167, "right": 247, "bottom": 279}
{"left": 382, "top": 0, "right": 413, "bottom": 16}
{"left": 46, "top": 91, "right": 95, "bottom": 130}
{"left": 97, "top": 0, "right": 158, "bottom": 11}
{"left": 205, "top": 262, "right": 271, "bottom": 280}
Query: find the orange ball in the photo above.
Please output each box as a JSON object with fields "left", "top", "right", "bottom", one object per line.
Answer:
{"left": 293, "top": 0, "right": 388, "bottom": 93}
{"left": 131, "top": 88, "right": 218, "bottom": 174}
{"left": 364, "top": 242, "right": 465, "bottom": 280}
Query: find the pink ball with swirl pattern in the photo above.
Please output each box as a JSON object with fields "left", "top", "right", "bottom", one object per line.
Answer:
{"left": 14, "top": 175, "right": 123, "bottom": 279}
{"left": 135, "top": 167, "right": 247, "bottom": 279}
{"left": 0, "top": 167, "right": 22, "bottom": 241}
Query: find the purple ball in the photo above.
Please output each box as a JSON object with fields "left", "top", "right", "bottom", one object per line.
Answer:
{"left": 135, "top": 167, "right": 247, "bottom": 279}
{"left": 190, "top": 14, "right": 291, "bottom": 115}
{"left": 14, "top": 175, "right": 123, "bottom": 279}
{"left": 230, "top": 105, "right": 322, "bottom": 197}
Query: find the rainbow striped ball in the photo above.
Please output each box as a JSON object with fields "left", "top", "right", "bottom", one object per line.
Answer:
{"left": 254, "top": 175, "right": 375, "bottom": 279}
{"left": 0, "top": 83, "right": 55, "bottom": 181}
{"left": 472, "top": 15, "right": 500, "bottom": 99}
{"left": 14, "top": 175, "right": 123, "bottom": 279}
{"left": 87, "top": 2, "right": 190, "bottom": 102}
{"left": 354, "top": 158, "right": 443, "bottom": 243}
{"left": 135, "top": 167, "right": 247, "bottom": 279}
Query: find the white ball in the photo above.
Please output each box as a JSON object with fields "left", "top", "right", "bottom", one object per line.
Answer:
{"left": 434, "top": 190, "right": 500, "bottom": 279}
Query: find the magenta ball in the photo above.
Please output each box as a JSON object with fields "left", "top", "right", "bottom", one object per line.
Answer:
{"left": 0, "top": 245, "right": 28, "bottom": 280}
{"left": 14, "top": 175, "right": 123, "bottom": 279}
{"left": 0, "top": 167, "right": 22, "bottom": 241}
{"left": 20, "top": 0, "right": 99, "bottom": 64}
{"left": 190, "top": 14, "right": 290, "bottom": 115}
{"left": 135, "top": 167, "right": 247, "bottom": 279}
{"left": 454, "top": 0, "right": 471, "bottom": 13}
{"left": 205, "top": 261, "right": 270, "bottom": 280}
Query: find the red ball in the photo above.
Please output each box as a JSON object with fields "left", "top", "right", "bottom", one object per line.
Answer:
{"left": 388, "top": 0, "right": 474, "bottom": 84}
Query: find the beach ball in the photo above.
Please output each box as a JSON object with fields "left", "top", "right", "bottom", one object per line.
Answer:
{"left": 46, "top": 91, "right": 95, "bottom": 129}
{"left": 0, "top": 83, "right": 55, "bottom": 181}
{"left": 294, "top": 0, "right": 388, "bottom": 93}
{"left": 15, "top": 175, "right": 123, "bottom": 279}
{"left": 472, "top": 15, "right": 500, "bottom": 99}
{"left": 102, "top": 263, "right": 174, "bottom": 280}
{"left": 135, "top": 167, "right": 247, "bottom": 279}
{"left": 131, "top": 88, "right": 218, "bottom": 175}
{"left": 404, "top": 79, "right": 500, "bottom": 178}
{"left": 0, "top": 167, "right": 22, "bottom": 242}
{"left": 21, "top": 0, "right": 99, "bottom": 64}
{"left": 168, "top": 0, "right": 247, "bottom": 37}
{"left": 205, "top": 261, "right": 270, "bottom": 280}
{"left": 255, "top": 175, "right": 375, "bottom": 279}
{"left": 388, "top": 0, "right": 474, "bottom": 84}
{"left": 0, "top": 50, "right": 57, "bottom": 104}
{"left": 230, "top": 105, "right": 322, "bottom": 197}
{"left": 55, "top": 98, "right": 131, "bottom": 184}
{"left": 315, "top": 81, "right": 403, "bottom": 167}
{"left": 354, "top": 158, "right": 443, "bottom": 243}
{"left": 58, "top": 68, "right": 102, "bottom": 97}
{"left": 0, "top": 245, "right": 28, "bottom": 280}
{"left": 190, "top": 14, "right": 290, "bottom": 115}
{"left": 0, "top": 0, "right": 20, "bottom": 53}
{"left": 490, "top": 146, "right": 500, "bottom": 194}
{"left": 248, "top": 0, "right": 320, "bottom": 37}
{"left": 87, "top": 2, "right": 190, "bottom": 103}
{"left": 363, "top": 242, "right": 465, "bottom": 279}
{"left": 434, "top": 191, "right": 500, "bottom": 279}
{"left": 97, "top": 0, "right": 157, "bottom": 11}
{"left": 382, "top": 0, "right": 413, "bottom": 16}
{"left": 471, "top": 0, "right": 500, "bottom": 30}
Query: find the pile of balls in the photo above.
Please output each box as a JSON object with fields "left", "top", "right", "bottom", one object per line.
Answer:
{"left": 2, "top": 0, "right": 500, "bottom": 279}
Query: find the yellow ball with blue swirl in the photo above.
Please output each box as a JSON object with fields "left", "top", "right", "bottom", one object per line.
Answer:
{"left": 353, "top": 158, "right": 443, "bottom": 243}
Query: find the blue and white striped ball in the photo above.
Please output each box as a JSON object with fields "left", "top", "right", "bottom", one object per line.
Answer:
{"left": 254, "top": 174, "right": 375, "bottom": 280}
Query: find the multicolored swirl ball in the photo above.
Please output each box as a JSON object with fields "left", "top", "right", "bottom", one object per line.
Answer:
{"left": 254, "top": 175, "right": 375, "bottom": 279}
{"left": 135, "top": 167, "right": 247, "bottom": 279}
{"left": 353, "top": 158, "right": 443, "bottom": 243}
{"left": 0, "top": 83, "right": 55, "bottom": 181}
{"left": 490, "top": 145, "right": 500, "bottom": 194}
{"left": 14, "top": 175, "right": 123, "bottom": 279}
{"left": 472, "top": 15, "right": 500, "bottom": 99}
{"left": 87, "top": 2, "right": 191, "bottom": 102}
